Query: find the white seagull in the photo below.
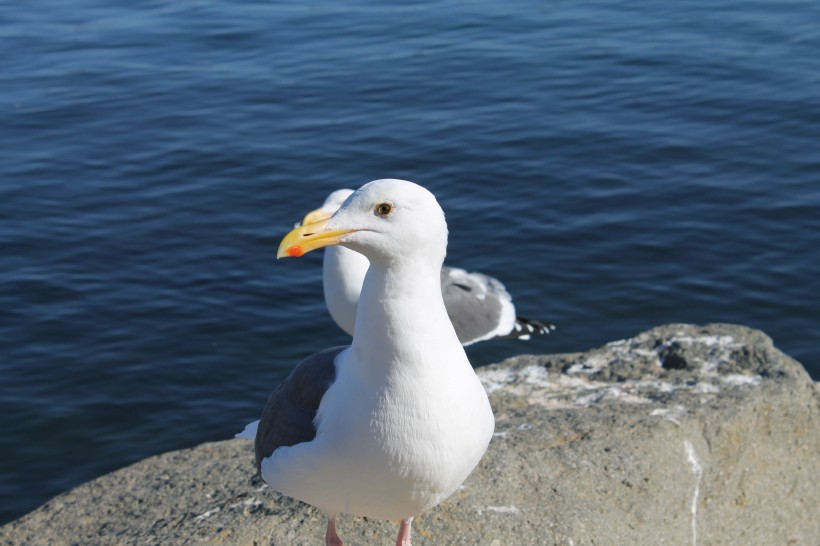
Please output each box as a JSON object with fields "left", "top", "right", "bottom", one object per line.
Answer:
{"left": 302, "top": 188, "right": 555, "bottom": 346}
{"left": 240, "top": 179, "right": 495, "bottom": 546}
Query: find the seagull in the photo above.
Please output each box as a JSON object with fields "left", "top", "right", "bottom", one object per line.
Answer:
{"left": 241, "top": 179, "right": 495, "bottom": 546}
{"left": 302, "top": 189, "right": 555, "bottom": 346}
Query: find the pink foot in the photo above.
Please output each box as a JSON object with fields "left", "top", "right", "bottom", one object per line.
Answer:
{"left": 395, "top": 517, "right": 413, "bottom": 546}
{"left": 325, "top": 514, "right": 343, "bottom": 546}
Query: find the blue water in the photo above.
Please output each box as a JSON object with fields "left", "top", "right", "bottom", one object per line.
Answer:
{"left": 1, "top": 0, "right": 818, "bottom": 525}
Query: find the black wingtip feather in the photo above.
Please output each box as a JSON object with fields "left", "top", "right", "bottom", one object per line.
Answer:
{"left": 500, "top": 316, "right": 556, "bottom": 340}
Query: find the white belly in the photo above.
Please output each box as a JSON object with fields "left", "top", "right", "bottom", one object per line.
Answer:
{"left": 260, "top": 357, "right": 494, "bottom": 519}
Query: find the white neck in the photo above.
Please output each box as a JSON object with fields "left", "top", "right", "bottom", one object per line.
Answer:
{"left": 351, "top": 255, "right": 460, "bottom": 373}
{"left": 323, "top": 246, "right": 370, "bottom": 336}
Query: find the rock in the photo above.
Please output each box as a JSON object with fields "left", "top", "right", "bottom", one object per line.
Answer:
{"left": 1, "top": 323, "right": 818, "bottom": 545}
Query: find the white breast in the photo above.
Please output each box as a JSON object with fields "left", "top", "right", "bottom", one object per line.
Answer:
{"left": 260, "top": 345, "right": 494, "bottom": 520}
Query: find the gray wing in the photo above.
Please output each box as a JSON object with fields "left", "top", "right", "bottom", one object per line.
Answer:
{"left": 441, "top": 266, "right": 556, "bottom": 345}
{"left": 254, "top": 346, "right": 347, "bottom": 472}
{"left": 440, "top": 266, "right": 511, "bottom": 345}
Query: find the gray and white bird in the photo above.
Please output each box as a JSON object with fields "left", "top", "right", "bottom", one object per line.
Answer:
{"left": 302, "top": 188, "right": 555, "bottom": 346}
{"left": 239, "top": 179, "right": 495, "bottom": 546}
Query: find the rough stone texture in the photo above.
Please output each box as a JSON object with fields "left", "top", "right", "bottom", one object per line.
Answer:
{"left": 2, "top": 323, "right": 818, "bottom": 546}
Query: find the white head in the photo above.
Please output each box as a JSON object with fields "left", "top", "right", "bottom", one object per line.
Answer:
{"left": 301, "top": 189, "right": 356, "bottom": 225}
{"left": 279, "top": 179, "right": 448, "bottom": 268}
{"left": 323, "top": 189, "right": 355, "bottom": 211}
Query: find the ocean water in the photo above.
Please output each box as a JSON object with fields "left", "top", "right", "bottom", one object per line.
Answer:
{"left": 1, "top": 0, "right": 818, "bottom": 525}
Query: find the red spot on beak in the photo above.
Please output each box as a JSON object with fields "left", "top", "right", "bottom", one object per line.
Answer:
{"left": 288, "top": 246, "right": 304, "bottom": 257}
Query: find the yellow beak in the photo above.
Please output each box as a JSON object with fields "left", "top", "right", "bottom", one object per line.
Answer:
{"left": 277, "top": 218, "right": 357, "bottom": 259}
{"left": 301, "top": 207, "right": 334, "bottom": 226}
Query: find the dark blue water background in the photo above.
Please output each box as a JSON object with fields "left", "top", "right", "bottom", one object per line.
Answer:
{"left": 1, "top": 0, "right": 818, "bottom": 524}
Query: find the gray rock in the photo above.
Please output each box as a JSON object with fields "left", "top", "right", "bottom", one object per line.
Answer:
{"left": 2, "top": 323, "right": 818, "bottom": 545}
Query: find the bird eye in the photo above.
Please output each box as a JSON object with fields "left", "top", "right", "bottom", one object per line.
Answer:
{"left": 375, "top": 202, "right": 393, "bottom": 217}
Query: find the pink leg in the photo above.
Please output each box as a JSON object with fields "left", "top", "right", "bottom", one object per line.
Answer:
{"left": 395, "top": 517, "right": 413, "bottom": 546}
{"left": 325, "top": 514, "right": 343, "bottom": 546}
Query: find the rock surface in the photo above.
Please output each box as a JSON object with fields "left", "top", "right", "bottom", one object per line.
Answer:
{"left": 2, "top": 323, "right": 818, "bottom": 546}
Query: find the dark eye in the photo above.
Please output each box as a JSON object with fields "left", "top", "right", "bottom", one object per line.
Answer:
{"left": 375, "top": 202, "right": 393, "bottom": 217}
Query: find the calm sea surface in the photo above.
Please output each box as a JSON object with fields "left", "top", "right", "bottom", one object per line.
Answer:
{"left": 1, "top": 0, "right": 818, "bottom": 524}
